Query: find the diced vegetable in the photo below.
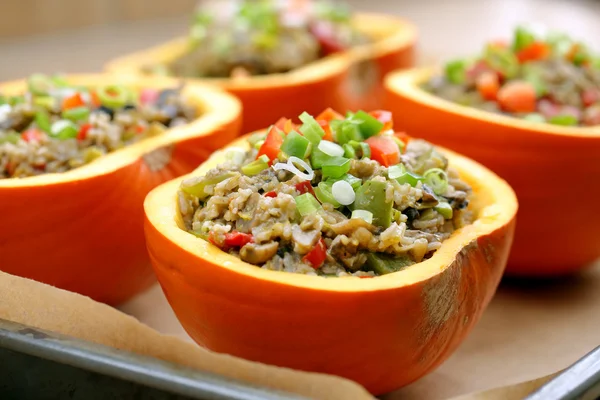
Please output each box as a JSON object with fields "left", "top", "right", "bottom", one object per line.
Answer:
{"left": 497, "top": 81, "right": 537, "bottom": 113}
{"left": 548, "top": 114, "right": 579, "bottom": 126}
{"left": 434, "top": 202, "right": 454, "bottom": 219}
{"left": 476, "top": 71, "right": 500, "bottom": 100}
{"left": 97, "top": 85, "right": 129, "bottom": 109}
{"left": 77, "top": 123, "right": 93, "bottom": 141}
{"left": 389, "top": 164, "right": 423, "bottom": 187}
{"left": 62, "top": 93, "right": 85, "bottom": 110}
{"left": 181, "top": 172, "right": 236, "bottom": 199}
{"left": 257, "top": 125, "right": 284, "bottom": 162}
{"left": 281, "top": 130, "right": 311, "bottom": 159}
{"left": 314, "top": 182, "right": 341, "bottom": 208}
{"left": 365, "top": 253, "right": 412, "bottom": 275}
{"left": 343, "top": 143, "right": 356, "bottom": 159}
{"left": 50, "top": 120, "right": 79, "bottom": 140}
{"left": 351, "top": 209, "right": 373, "bottom": 224}
{"left": 512, "top": 26, "right": 536, "bottom": 52}
{"left": 299, "top": 111, "right": 326, "bottom": 144}
{"left": 317, "top": 120, "right": 334, "bottom": 141}
{"left": 62, "top": 106, "right": 90, "bottom": 122}
{"left": 354, "top": 180, "right": 393, "bottom": 228}
{"left": 295, "top": 181, "right": 315, "bottom": 196}
{"left": 318, "top": 140, "right": 344, "bottom": 157}
{"left": 35, "top": 110, "right": 51, "bottom": 133}
{"left": 424, "top": 168, "right": 449, "bottom": 195}
{"left": 309, "top": 147, "right": 331, "bottom": 169}
{"left": 369, "top": 110, "right": 393, "bottom": 131}
{"left": 0, "top": 131, "right": 21, "bottom": 144}
{"left": 302, "top": 238, "right": 327, "bottom": 268}
{"left": 224, "top": 232, "right": 253, "bottom": 248}
{"left": 295, "top": 193, "right": 321, "bottom": 216}
{"left": 321, "top": 156, "right": 351, "bottom": 179}
{"left": 326, "top": 173, "right": 362, "bottom": 191}
{"left": 351, "top": 110, "right": 384, "bottom": 138}
{"left": 316, "top": 108, "right": 344, "bottom": 122}
{"left": 331, "top": 180, "right": 355, "bottom": 205}
{"left": 445, "top": 59, "right": 468, "bottom": 84}
{"left": 27, "top": 74, "right": 54, "bottom": 96}
{"left": 330, "top": 119, "right": 362, "bottom": 145}
{"left": 484, "top": 44, "right": 519, "bottom": 79}
{"left": 242, "top": 155, "right": 270, "bottom": 176}
{"left": 516, "top": 42, "right": 550, "bottom": 63}
{"left": 264, "top": 191, "right": 277, "bottom": 198}
{"left": 21, "top": 129, "right": 44, "bottom": 143}
{"left": 365, "top": 136, "right": 400, "bottom": 167}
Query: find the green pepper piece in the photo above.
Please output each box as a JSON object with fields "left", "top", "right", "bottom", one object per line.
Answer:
{"left": 314, "top": 182, "right": 341, "bottom": 208}
{"left": 62, "top": 106, "right": 90, "bottom": 122}
{"left": 281, "top": 130, "right": 311, "bottom": 159}
{"left": 444, "top": 60, "right": 468, "bottom": 84}
{"left": 0, "top": 131, "right": 21, "bottom": 144}
{"left": 354, "top": 180, "right": 393, "bottom": 228}
{"left": 35, "top": 110, "right": 52, "bottom": 133}
{"left": 299, "top": 112, "right": 325, "bottom": 145}
{"left": 241, "top": 155, "right": 270, "bottom": 176}
{"left": 97, "top": 85, "right": 129, "bottom": 109}
{"left": 352, "top": 110, "right": 384, "bottom": 139}
{"left": 326, "top": 173, "right": 362, "bottom": 191}
{"left": 322, "top": 157, "right": 351, "bottom": 179}
{"left": 295, "top": 193, "right": 322, "bottom": 216}
{"left": 549, "top": 114, "right": 578, "bottom": 126}
{"left": 331, "top": 119, "right": 362, "bottom": 145}
{"left": 484, "top": 45, "right": 519, "bottom": 79}
{"left": 343, "top": 143, "right": 357, "bottom": 159}
{"left": 310, "top": 147, "right": 331, "bottom": 169}
{"left": 27, "top": 73, "right": 54, "bottom": 96}
{"left": 181, "top": 172, "right": 236, "bottom": 199}
{"left": 390, "top": 165, "right": 423, "bottom": 187}
{"left": 434, "top": 202, "right": 454, "bottom": 219}
{"left": 513, "top": 26, "right": 536, "bottom": 52}
{"left": 365, "top": 253, "right": 413, "bottom": 275}
{"left": 50, "top": 120, "right": 78, "bottom": 140}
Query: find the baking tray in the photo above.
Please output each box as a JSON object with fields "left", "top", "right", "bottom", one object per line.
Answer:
{"left": 0, "top": 318, "right": 307, "bottom": 400}
{"left": 525, "top": 346, "right": 600, "bottom": 400}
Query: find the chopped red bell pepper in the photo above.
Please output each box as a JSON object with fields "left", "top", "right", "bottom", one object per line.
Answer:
{"left": 369, "top": 110, "right": 394, "bottom": 131}
{"left": 365, "top": 136, "right": 401, "bottom": 167}
{"left": 497, "top": 81, "right": 537, "bottom": 113}
{"left": 316, "top": 108, "right": 344, "bottom": 122}
{"left": 140, "top": 88, "right": 160, "bottom": 105}
{"left": 257, "top": 125, "right": 284, "bottom": 163}
{"left": 295, "top": 181, "right": 315, "bottom": 196}
{"left": 224, "top": 231, "right": 254, "bottom": 248}
{"left": 317, "top": 119, "right": 334, "bottom": 141}
{"left": 264, "top": 191, "right": 277, "bottom": 198}
{"left": 516, "top": 42, "right": 550, "bottom": 63}
{"left": 77, "top": 123, "right": 93, "bottom": 141}
{"left": 21, "top": 129, "right": 44, "bottom": 143}
{"left": 303, "top": 238, "right": 327, "bottom": 268}
{"left": 62, "top": 93, "right": 85, "bottom": 110}
{"left": 89, "top": 90, "right": 101, "bottom": 107}
{"left": 394, "top": 131, "right": 411, "bottom": 146}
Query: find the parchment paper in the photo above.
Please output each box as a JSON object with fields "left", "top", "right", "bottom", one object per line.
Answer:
{"left": 121, "top": 263, "right": 600, "bottom": 399}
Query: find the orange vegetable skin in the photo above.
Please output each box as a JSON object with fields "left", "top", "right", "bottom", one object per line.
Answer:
{"left": 385, "top": 68, "right": 600, "bottom": 276}
{"left": 144, "top": 135, "right": 517, "bottom": 395}
{"left": 0, "top": 74, "right": 241, "bottom": 305}
{"left": 105, "top": 14, "right": 417, "bottom": 132}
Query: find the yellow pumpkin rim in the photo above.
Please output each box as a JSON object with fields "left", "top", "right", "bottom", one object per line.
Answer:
{"left": 0, "top": 73, "right": 241, "bottom": 188}
{"left": 144, "top": 135, "right": 518, "bottom": 293}
{"left": 105, "top": 13, "right": 417, "bottom": 90}
{"left": 385, "top": 67, "right": 600, "bottom": 138}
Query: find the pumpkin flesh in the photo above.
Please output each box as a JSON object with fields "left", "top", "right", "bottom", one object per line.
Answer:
{"left": 0, "top": 74, "right": 242, "bottom": 305}
{"left": 105, "top": 13, "right": 417, "bottom": 132}
{"left": 144, "top": 136, "right": 517, "bottom": 395}
{"left": 384, "top": 68, "right": 600, "bottom": 276}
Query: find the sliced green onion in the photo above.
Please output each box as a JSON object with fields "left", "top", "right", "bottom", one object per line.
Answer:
{"left": 181, "top": 172, "right": 236, "bottom": 199}
{"left": 33, "top": 96, "right": 57, "bottom": 110}
{"left": 359, "top": 142, "right": 371, "bottom": 159}
{"left": 318, "top": 140, "right": 344, "bottom": 157}
{"left": 343, "top": 143, "right": 357, "bottom": 159}
{"left": 310, "top": 147, "right": 331, "bottom": 169}
{"left": 434, "top": 202, "right": 454, "bottom": 219}
{"left": 314, "top": 182, "right": 341, "bottom": 208}
{"left": 392, "top": 164, "right": 423, "bottom": 187}
{"left": 253, "top": 139, "right": 265, "bottom": 150}
{"left": 62, "top": 106, "right": 90, "bottom": 122}
{"left": 35, "top": 110, "right": 52, "bottom": 133}
{"left": 299, "top": 112, "right": 325, "bottom": 144}
{"left": 388, "top": 164, "right": 407, "bottom": 179}
{"left": 273, "top": 156, "right": 315, "bottom": 181}
{"left": 513, "top": 26, "right": 536, "bottom": 52}
{"left": 50, "top": 120, "right": 78, "bottom": 140}
{"left": 295, "top": 193, "right": 321, "bottom": 217}
{"left": 224, "top": 147, "right": 247, "bottom": 166}
{"left": 281, "top": 130, "right": 311, "bottom": 159}
{"left": 352, "top": 110, "right": 384, "bottom": 139}
{"left": 424, "top": 168, "right": 449, "bottom": 195}
{"left": 248, "top": 132, "right": 267, "bottom": 147}
{"left": 242, "top": 155, "right": 270, "bottom": 176}
{"left": 351, "top": 209, "right": 373, "bottom": 224}
{"left": 444, "top": 60, "right": 468, "bottom": 84}
{"left": 548, "top": 114, "right": 578, "bottom": 126}
{"left": 523, "top": 113, "right": 546, "bottom": 123}
{"left": 332, "top": 180, "right": 355, "bottom": 206}
{"left": 322, "top": 157, "right": 351, "bottom": 179}
{"left": 326, "top": 174, "right": 362, "bottom": 191}
{"left": 97, "top": 85, "right": 128, "bottom": 109}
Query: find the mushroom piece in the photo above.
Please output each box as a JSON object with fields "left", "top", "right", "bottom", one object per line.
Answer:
{"left": 240, "top": 241, "right": 279, "bottom": 265}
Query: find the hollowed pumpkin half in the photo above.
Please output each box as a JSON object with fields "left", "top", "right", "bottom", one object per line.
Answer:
{"left": 384, "top": 68, "right": 600, "bottom": 276}
{"left": 143, "top": 135, "right": 517, "bottom": 395}
{"left": 0, "top": 74, "right": 241, "bottom": 306}
{"left": 105, "top": 13, "right": 416, "bottom": 133}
